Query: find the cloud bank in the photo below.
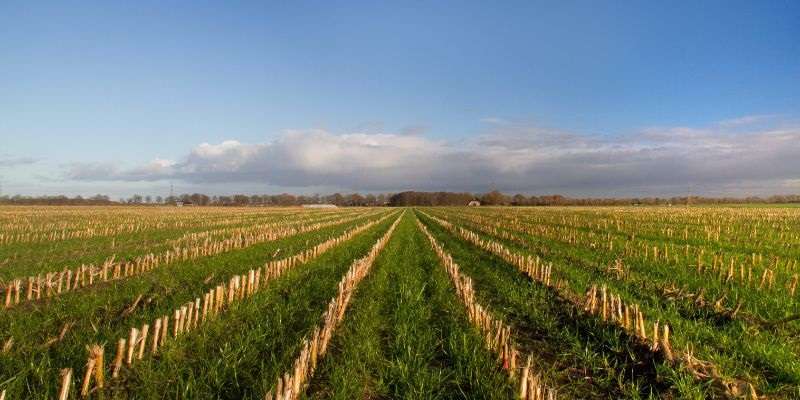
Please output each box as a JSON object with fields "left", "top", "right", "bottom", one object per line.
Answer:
{"left": 65, "top": 117, "right": 800, "bottom": 196}
{"left": 0, "top": 156, "right": 37, "bottom": 167}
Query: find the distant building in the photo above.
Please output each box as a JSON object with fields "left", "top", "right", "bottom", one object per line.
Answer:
{"left": 175, "top": 200, "right": 194, "bottom": 207}
{"left": 175, "top": 200, "right": 183, "bottom": 207}
{"left": 468, "top": 200, "right": 481, "bottom": 207}
{"left": 302, "top": 204, "right": 338, "bottom": 208}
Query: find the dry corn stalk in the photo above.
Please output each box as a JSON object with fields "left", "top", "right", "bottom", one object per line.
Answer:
{"left": 265, "top": 213, "right": 402, "bottom": 400}
{"left": 66, "top": 211, "right": 399, "bottom": 397}
{"left": 417, "top": 219, "right": 557, "bottom": 399}
{"left": 58, "top": 369, "right": 72, "bottom": 400}
{"left": 80, "top": 344, "right": 104, "bottom": 397}
{"left": 426, "top": 209, "right": 760, "bottom": 398}
{"left": 584, "top": 284, "right": 674, "bottom": 361}
{"left": 3, "top": 212, "right": 386, "bottom": 309}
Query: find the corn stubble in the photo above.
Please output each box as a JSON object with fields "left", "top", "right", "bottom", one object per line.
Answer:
{"left": 1, "top": 204, "right": 796, "bottom": 399}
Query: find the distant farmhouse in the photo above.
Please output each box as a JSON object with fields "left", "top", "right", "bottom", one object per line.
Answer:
{"left": 468, "top": 200, "right": 481, "bottom": 207}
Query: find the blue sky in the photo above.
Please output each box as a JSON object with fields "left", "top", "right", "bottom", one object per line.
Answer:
{"left": 2, "top": 1, "right": 799, "bottom": 198}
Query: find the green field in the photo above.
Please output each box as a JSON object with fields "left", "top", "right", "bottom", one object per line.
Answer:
{"left": 1, "top": 205, "right": 798, "bottom": 399}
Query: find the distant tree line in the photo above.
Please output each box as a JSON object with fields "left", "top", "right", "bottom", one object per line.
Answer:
{"left": 386, "top": 191, "right": 800, "bottom": 206}
{"left": 156, "top": 193, "right": 391, "bottom": 207}
{"left": 387, "top": 191, "right": 475, "bottom": 206}
{"left": 2, "top": 191, "right": 799, "bottom": 206}
{"left": 0, "top": 193, "right": 390, "bottom": 206}
{"left": 0, "top": 194, "right": 115, "bottom": 205}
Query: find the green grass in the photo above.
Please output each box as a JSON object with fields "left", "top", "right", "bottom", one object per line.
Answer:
{"left": 304, "top": 212, "right": 513, "bottom": 400}
{"left": 0, "top": 209, "right": 361, "bottom": 279}
{"left": 0, "top": 210, "right": 392, "bottom": 399}
{"left": 423, "top": 207, "right": 800, "bottom": 398}
{"left": 100, "top": 213, "right": 397, "bottom": 400}
{"left": 416, "top": 210, "right": 698, "bottom": 399}
{"left": 2, "top": 205, "right": 799, "bottom": 399}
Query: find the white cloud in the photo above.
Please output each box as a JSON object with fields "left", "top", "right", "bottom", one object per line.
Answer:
{"left": 717, "top": 114, "right": 775, "bottom": 128}
{"left": 64, "top": 118, "right": 800, "bottom": 196}
{"left": 479, "top": 117, "right": 510, "bottom": 125}
{"left": 783, "top": 179, "right": 800, "bottom": 188}
{"left": 0, "top": 156, "right": 37, "bottom": 168}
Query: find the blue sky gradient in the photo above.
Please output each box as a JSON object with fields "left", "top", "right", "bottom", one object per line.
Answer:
{"left": 2, "top": 1, "right": 799, "bottom": 198}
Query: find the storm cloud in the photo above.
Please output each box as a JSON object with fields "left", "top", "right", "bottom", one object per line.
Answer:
{"left": 65, "top": 118, "right": 800, "bottom": 196}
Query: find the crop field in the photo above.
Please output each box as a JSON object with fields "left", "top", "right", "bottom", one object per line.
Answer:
{"left": 0, "top": 205, "right": 798, "bottom": 399}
